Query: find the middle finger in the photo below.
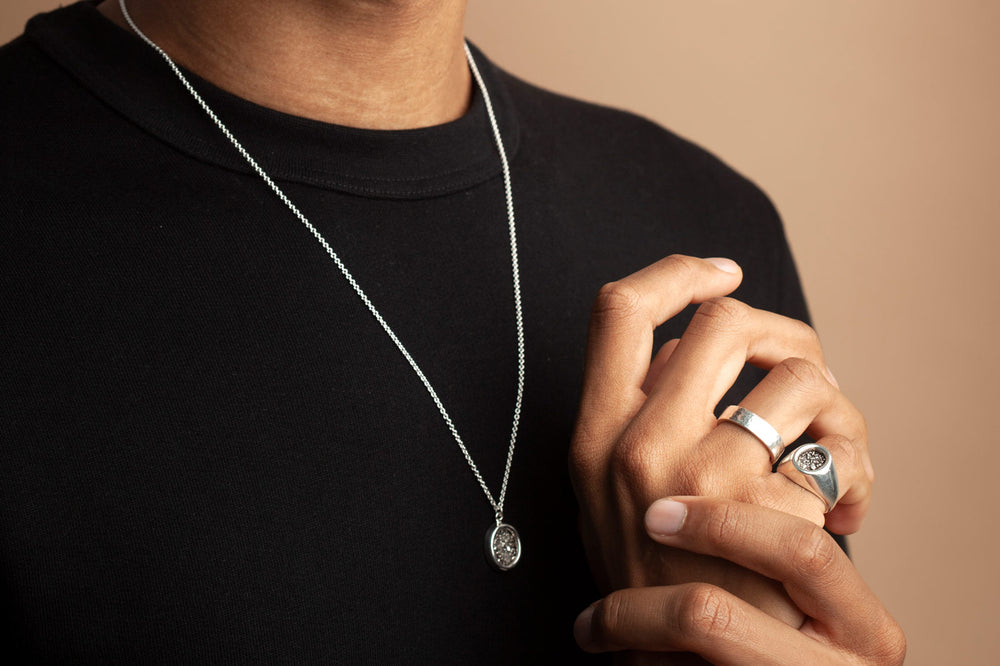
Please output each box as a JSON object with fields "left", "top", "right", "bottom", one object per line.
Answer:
{"left": 639, "top": 297, "right": 832, "bottom": 428}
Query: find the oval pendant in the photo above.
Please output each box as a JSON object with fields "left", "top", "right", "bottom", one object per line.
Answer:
{"left": 485, "top": 523, "right": 521, "bottom": 571}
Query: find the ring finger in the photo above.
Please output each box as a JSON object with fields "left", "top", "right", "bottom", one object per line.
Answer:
{"left": 703, "top": 358, "right": 872, "bottom": 528}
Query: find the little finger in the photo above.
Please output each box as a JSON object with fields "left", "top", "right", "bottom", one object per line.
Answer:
{"left": 641, "top": 338, "right": 680, "bottom": 395}
{"left": 643, "top": 298, "right": 831, "bottom": 422}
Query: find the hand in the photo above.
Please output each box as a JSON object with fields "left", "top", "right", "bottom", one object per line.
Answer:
{"left": 573, "top": 497, "right": 906, "bottom": 665}
{"left": 570, "top": 255, "right": 873, "bottom": 625}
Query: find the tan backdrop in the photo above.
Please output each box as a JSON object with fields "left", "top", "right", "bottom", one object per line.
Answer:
{"left": 4, "top": 2, "right": 998, "bottom": 664}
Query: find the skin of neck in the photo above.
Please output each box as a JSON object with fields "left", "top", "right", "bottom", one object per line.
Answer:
{"left": 98, "top": 0, "right": 472, "bottom": 130}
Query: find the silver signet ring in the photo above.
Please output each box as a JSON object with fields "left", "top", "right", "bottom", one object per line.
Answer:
{"left": 777, "top": 443, "right": 840, "bottom": 513}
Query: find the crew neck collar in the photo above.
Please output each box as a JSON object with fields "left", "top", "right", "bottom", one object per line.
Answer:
{"left": 25, "top": 1, "right": 520, "bottom": 200}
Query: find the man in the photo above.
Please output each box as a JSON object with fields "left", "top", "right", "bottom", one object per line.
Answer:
{"left": 1, "top": 0, "right": 902, "bottom": 662}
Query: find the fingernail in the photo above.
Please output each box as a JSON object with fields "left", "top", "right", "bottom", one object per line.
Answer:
{"left": 645, "top": 498, "right": 687, "bottom": 536}
{"left": 573, "top": 603, "right": 597, "bottom": 650}
{"left": 864, "top": 455, "right": 875, "bottom": 482}
{"left": 705, "top": 257, "right": 740, "bottom": 274}
{"left": 825, "top": 365, "right": 840, "bottom": 388}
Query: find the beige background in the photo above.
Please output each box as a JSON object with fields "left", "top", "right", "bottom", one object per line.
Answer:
{"left": 4, "top": 1, "right": 998, "bottom": 663}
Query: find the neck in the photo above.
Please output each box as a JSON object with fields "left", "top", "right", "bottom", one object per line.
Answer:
{"left": 99, "top": 0, "right": 471, "bottom": 130}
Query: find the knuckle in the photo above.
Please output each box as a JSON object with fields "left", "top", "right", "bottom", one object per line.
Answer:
{"left": 852, "top": 412, "right": 873, "bottom": 483}
{"left": 678, "top": 584, "right": 738, "bottom": 643}
{"left": 773, "top": 357, "right": 828, "bottom": 397}
{"left": 689, "top": 297, "right": 751, "bottom": 336}
{"left": 791, "top": 318, "right": 822, "bottom": 351}
{"left": 664, "top": 253, "right": 703, "bottom": 275}
{"left": 868, "top": 615, "right": 908, "bottom": 665}
{"left": 569, "top": 418, "right": 605, "bottom": 467}
{"left": 592, "top": 591, "right": 630, "bottom": 645}
{"left": 790, "top": 523, "right": 840, "bottom": 581}
{"left": 610, "top": 425, "right": 661, "bottom": 485}
{"left": 854, "top": 411, "right": 871, "bottom": 446}
{"left": 570, "top": 418, "right": 613, "bottom": 486}
{"left": 703, "top": 500, "right": 748, "bottom": 550}
{"left": 568, "top": 438, "right": 598, "bottom": 485}
{"left": 825, "top": 434, "right": 859, "bottom": 473}
{"left": 839, "top": 398, "right": 869, "bottom": 444}
{"left": 591, "top": 281, "right": 644, "bottom": 329}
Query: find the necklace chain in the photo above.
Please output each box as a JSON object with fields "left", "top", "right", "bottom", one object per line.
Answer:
{"left": 118, "top": 0, "right": 526, "bottom": 523}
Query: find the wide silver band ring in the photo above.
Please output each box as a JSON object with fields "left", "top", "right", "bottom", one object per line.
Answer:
{"left": 777, "top": 443, "right": 840, "bottom": 513}
{"left": 719, "top": 405, "right": 784, "bottom": 463}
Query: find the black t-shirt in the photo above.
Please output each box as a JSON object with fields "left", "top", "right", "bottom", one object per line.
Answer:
{"left": 1, "top": 2, "right": 813, "bottom": 663}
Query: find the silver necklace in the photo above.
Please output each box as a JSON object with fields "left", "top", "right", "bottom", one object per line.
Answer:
{"left": 118, "top": 0, "right": 526, "bottom": 571}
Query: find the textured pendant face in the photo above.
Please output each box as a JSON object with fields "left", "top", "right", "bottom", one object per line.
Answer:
{"left": 485, "top": 523, "right": 521, "bottom": 571}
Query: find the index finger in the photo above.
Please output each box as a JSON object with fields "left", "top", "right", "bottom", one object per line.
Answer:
{"left": 575, "top": 255, "right": 742, "bottom": 454}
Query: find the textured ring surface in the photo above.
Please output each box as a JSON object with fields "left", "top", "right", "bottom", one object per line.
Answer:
{"left": 777, "top": 443, "right": 840, "bottom": 513}
{"left": 719, "top": 405, "right": 785, "bottom": 462}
